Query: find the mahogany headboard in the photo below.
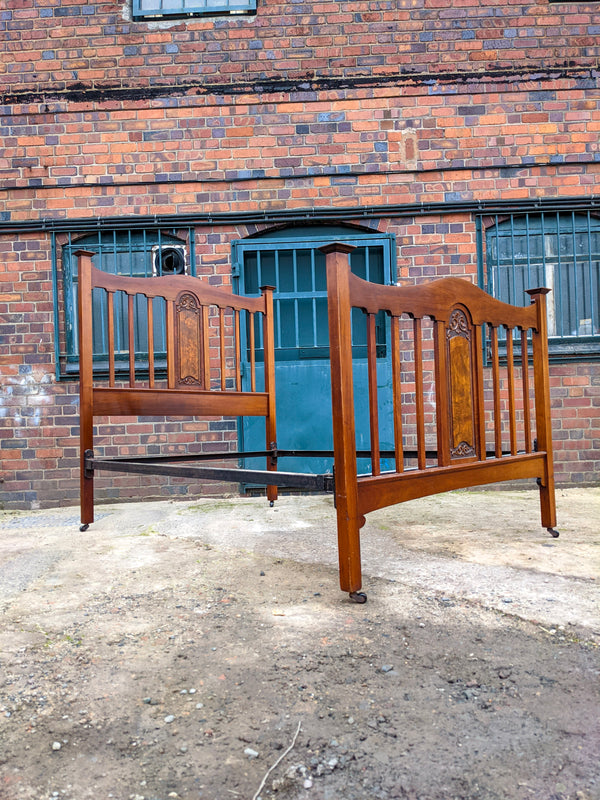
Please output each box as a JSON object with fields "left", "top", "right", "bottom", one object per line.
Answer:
{"left": 323, "top": 243, "right": 557, "bottom": 600}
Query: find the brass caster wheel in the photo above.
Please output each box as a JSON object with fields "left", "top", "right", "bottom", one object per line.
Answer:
{"left": 349, "top": 591, "right": 367, "bottom": 604}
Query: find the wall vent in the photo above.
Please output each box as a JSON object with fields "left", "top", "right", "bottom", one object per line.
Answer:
{"left": 152, "top": 245, "right": 187, "bottom": 276}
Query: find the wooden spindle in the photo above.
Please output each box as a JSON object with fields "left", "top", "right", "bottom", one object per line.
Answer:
{"left": 391, "top": 315, "right": 404, "bottom": 473}
{"left": 521, "top": 328, "right": 532, "bottom": 453}
{"left": 166, "top": 300, "right": 175, "bottom": 389}
{"left": 505, "top": 327, "right": 517, "bottom": 455}
{"left": 433, "top": 318, "right": 450, "bottom": 467}
{"left": 249, "top": 311, "right": 256, "bottom": 393}
{"left": 235, "top": 310, "right": 242, "bottom": 392}
{"left": 147, "top": 296, "right": 155, "bottom": 388}
{"left": 128, "top": 293, "right": 135, "bottom": 387}
{"left": 413, "top": 317, "right": 426, "bottom": 470}
{"left": 473, "top": 324, "right": 487, "bottom": 461}
{"left": 107, "top": 290, "right": 115, "bottom": 388}
{"left": 219, "top": 307, "right": 226, "bottom": 391}
{"left": 366, "top": 313, "right": 380, "bottom": 476}
{"left": 491, "top": 326, "right": 502, "bottom": 458}
{"left": 202, "top": 304, "right": 211, "bottom": 389}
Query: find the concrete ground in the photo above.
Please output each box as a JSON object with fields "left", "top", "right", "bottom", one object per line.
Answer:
{"left": 0, "top": 486, "right": 599, "bottom": 800}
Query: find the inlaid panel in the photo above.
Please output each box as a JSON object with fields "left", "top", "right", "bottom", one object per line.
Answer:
{"left": 447, "top": 308, "right": 476, "bottom": 458}
{"left": 176, "top": 292, "right": 204, "bottom": 387}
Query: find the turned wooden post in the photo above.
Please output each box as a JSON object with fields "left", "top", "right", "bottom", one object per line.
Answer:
{"left": 526, "top": 287, "right": 557, "bottom": 531}
{"left": 77, "top": 250, "right": 95, "bottom": 528}
{"left": 261, "top": 284, "right": 278, "bottom": 505}
{"left": 322, "top": 242, "right": 364, "bottom": 596}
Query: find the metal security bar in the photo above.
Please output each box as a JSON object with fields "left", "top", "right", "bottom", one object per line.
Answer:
{"left": 233, "top": 232, "right": 395, "bottom": 361}
{"left": 483, "top": 211, "right": 600, "bottom": 359}
{"left": 55, "top": 228, "right": 196, "bottom": 378}
{"left": 132, "top": 0, "right": 256, "bottom": 18}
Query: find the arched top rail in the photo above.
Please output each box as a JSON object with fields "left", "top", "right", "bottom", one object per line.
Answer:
{"left": 76, "top": 250, "right": 269, "bottom": 315}
{"left": 346, "top": 271, "right": 542, "bottom": 331}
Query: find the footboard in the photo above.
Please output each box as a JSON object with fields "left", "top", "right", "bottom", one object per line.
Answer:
{"left": 77, "top": 250, "right": 278, "bottom": 526}
{"left": 323, "top": 243, "right": 558, "bottom": 597}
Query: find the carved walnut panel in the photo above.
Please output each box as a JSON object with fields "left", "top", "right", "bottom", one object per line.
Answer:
{"left": 447, "top": 308, "right": 476, "bottom": 458}
{"left": 175, "top": 292, "right": 205, "bottom": 388}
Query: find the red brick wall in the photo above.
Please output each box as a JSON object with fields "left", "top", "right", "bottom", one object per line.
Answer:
{"left": 4, "top": 84, "right": 600, "bottom": 221}
{"left": 551, "top": 364, "right": 600, "bottom": 486}
{"left": 1, "top": 0, "right": 599, "bottom": 508}
{"left": 3, "top": 0, "right": 600, "bottom": 95}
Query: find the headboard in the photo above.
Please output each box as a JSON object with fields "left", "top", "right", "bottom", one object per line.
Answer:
{"left": 322, "top": 243, "right": 558, "bottom": 599}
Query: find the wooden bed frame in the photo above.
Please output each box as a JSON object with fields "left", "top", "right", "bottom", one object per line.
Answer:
{"left": 78, "top": 244, "right": 558, "bottom": 603}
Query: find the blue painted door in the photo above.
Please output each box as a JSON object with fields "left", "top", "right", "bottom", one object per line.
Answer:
{"left": 232, "top": 228, "right": 396, "bottom": 477}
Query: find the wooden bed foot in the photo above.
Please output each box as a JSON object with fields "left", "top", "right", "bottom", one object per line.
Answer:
{"left": 547, "top": 527, "right": 560, "bottom": 538}
{"left": 80, "top": 523, "right": 89, "bottom": 532}
{"left": 349, "top": 591, "right": 367, "bottom": 604}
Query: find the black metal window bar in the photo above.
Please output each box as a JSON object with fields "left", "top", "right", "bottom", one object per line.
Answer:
{"left": 132, "top": 0, "right": 256, "bottom": 18}
{"left": 56, "top": 228, "right": 195, "bottom": 378}
{"left": 233, "top": 232, "right": 395, "bottom": 362}
{"left": 484, "top": 211, "right": 600, "bottom": 359}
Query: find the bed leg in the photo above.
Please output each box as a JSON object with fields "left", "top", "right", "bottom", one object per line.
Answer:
{"left": 78, "top": 252, "right": 95, "bottom": 533}
{"left": 80, "top": 448, "right": 94, "bottom": 531}
{"left": 266, "top": 440, "right": 278, "bottom": 507}
{"left": 337, "top": 512, "right": 366, "bottom": 601}
{"left": 536, "top": 475, "right": 559, "bottom": 539}
{"left": 266, "top": 485, "right": 277, "bottom": 507}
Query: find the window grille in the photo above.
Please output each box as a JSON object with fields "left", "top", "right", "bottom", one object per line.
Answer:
{"left": 232, "top": 230, "right": 396, "bottom": 361}
{"left": 133, "top": 0, "right": 256, "bottom": 18}
{"left": 57, "top": 229, "right": 195, "bottom": 377}
{"left": 484, "top": 212, "right": 600, "bottom": 359}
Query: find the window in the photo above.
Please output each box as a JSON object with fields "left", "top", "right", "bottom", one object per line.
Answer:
{"left": 232, "top": 227, "right": 396, "bottom": 361}
{"left": 485, "top": 212, "right": 600, "bottom": 359}
{"left": 132, "top": 0, "right": 256, "bottom": 19}
{"left": 59, "top": 229, "right": 194, "bottom": 376}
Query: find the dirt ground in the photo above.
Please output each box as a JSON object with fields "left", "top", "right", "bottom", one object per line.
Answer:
{"left": 0, "top": 486, "right": 599, "bottom": 800}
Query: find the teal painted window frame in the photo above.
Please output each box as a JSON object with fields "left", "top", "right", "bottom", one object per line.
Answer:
{"left": 132, "top": 0, "right": 256, "bottom": 18}
{"left": 232, "top": 228, "right": 397, "bottom": 362}
{"left": 56, "top": 229, "right": 195, "bottom": 378}
{"left": 483, "top": 212, "right": 600, "bottom": 361}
